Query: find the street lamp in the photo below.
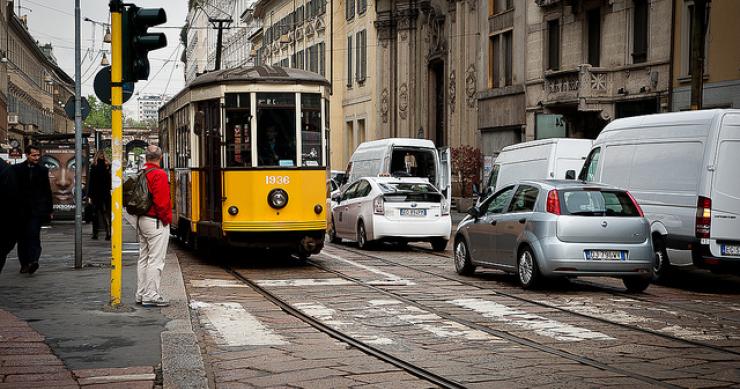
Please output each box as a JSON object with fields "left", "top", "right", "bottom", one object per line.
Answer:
{"left": 100, "top": 52, "right": 110, "bottom": 66}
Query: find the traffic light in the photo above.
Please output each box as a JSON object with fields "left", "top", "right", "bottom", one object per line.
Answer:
{"left": 122, "top": 5, "right": 167, "bottom": 82}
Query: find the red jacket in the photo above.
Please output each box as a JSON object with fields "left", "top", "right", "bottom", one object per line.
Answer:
{"left": 143, "top": 162, "right": 172, "bottom": 226}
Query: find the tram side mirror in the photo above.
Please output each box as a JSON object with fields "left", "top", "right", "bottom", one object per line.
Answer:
{"left": 565, "top": 170, "right": 576, "bottom": 180}
{"left": 194, "top": 111, "right": 205, "bottom": 135}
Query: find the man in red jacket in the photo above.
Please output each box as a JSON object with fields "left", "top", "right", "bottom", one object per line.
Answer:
{"left": 136, "top": 145, "right": 172, "bottom": 308}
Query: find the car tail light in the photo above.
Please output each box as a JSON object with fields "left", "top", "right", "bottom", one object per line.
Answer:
{"left": 441, "top": 199, "right": 450, "bottom": 216}
{"left": 626, "top": 191, "right": 644, "bottom": 217}
{"left": 374, "top": 195, "right": 385, "bottom": 215}
{"left": 695, "top": 196, "right": 711, "bottom": 239}
{"left": 546, "top": 190, "right": 561, "bottom": 215}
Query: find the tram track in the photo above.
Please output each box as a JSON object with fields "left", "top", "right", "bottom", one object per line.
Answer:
{"left": 411, "top": 244, "right": 740, "bottom": 326}
{"left": 221, "top": 261, "right": 680, "bottom": 388}
{"left": 328, "top": 243, "right": 740, "bottom": 358}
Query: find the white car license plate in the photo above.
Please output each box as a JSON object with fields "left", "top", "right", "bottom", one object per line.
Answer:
{"left": 585, "top": 250, "right": 626, "bottom": 261}
{"left": 400, "top": 208, "right": 427, "bottom": 217}
{"left": 721, "top": 243, "right": 740, "bottom": 257}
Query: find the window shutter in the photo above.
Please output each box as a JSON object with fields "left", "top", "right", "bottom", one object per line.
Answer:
{"left": 347, "top": 36, "right": 353, "bottom": 87}
{"left": 362, "top": 31, "right": 367, "bottom": 81}
{"left": 319, "top": 42, "right": 325, "bottom": 76}
{"left": 355, "top": 32, "right": 361, "bottom": 82}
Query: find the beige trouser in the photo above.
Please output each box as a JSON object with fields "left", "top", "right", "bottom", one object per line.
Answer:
{"left": 136, "top": 216, "right": 169, "bottom": 302}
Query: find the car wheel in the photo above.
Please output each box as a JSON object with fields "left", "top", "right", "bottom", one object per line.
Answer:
{"left": 623, "top": 277, "right": 651, "bottom": 293}
{"left": 517, "top": 247, "right": 541, "bottom": 289}
{"left": 454, "top": 239, "right": 475, "bottom": 275}
{"left": 329, "top": 217, "right": 341, "bottom": 243}
{"left": 357, "top": 221, "right": 371, "bottom": 250}
{"left": 431, "top": 238, "right": 448, "bottom": 252}
{"left": 652, "top": 237, "right": 671, "bottom": 282}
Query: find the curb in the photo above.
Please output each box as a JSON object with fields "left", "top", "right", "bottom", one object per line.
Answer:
{"left": 160, "top": 246, "right": 209, "bottom": 389}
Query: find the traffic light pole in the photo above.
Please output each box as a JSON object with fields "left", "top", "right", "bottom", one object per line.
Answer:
{"left": 109, "top": 0, "right": 124, "bottom": 308}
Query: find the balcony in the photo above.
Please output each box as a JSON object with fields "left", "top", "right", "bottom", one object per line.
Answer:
{"left": 543, "top": 65, "right": 609, "bottom": 109}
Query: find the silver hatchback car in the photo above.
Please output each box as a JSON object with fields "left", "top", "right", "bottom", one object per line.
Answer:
{"left": 454, "top": 180, "right": 654, "bottom": 292}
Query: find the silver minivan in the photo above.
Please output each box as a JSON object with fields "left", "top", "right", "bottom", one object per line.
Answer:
{"left": 579, "top": 109, "right": 740, "bottom": 278}
{"left": 454, "top": 180, "right": 654, "bottom": 292}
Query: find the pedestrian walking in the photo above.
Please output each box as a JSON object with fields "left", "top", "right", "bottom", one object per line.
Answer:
{"left": 0, "top": 156, "right": 20, "bottom": 273}
{"left": 12, "top": 145, "right": 53, "bottom": 274}
{"left": 88, "top": 150, "right": 111, "bottom": 240}
{"left": 135, "top": 145, "right": 172, "bottom": 307}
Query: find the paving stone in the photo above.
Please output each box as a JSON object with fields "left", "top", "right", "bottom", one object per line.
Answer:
{"left": 214, "top": 368, "right": 266, "bottom": 383}
{"left": 665, "top": 378, "right": 734, "bottom": 388}
{"left": 82, "top": 382, "right": 154, "bottom": 389}
{"left": 73, "top": 366, "right": 154, "bottom": 378}
{"left": 292, "top": 375, "right": 360, "bottom": 388}
{"left": 4, "top": 372, "right": 75, "bottom": 383}
{"left": 243, "top": 367, "right": 343, "bottom": 387}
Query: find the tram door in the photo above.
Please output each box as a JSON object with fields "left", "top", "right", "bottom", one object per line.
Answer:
{"left": 198, "top": 100, "right": 223, "bottom": 225}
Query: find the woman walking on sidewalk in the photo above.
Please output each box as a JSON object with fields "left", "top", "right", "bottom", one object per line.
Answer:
{"left": 88, "top": 150, "right": 111, "bottom": 240}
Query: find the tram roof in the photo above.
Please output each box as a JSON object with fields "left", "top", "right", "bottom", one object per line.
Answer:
{"left": 189, "top": 65, "right": 330, "bottom": 89}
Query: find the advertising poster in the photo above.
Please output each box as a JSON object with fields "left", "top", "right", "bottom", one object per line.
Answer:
{"left": 36, "top": 136, "right": 89, "bottom": 220}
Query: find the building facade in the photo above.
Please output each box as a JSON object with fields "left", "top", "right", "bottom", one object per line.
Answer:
{"left": 222, "top": 0, "right": 257, "bottom": 69}
{"left": 670, "top": 0, "right": 740, "bottom": 110}
{"left": 5, "top": 10, "right": 74, "bottom": 149}
{"left": 137, "top": 95, "right": 169, "bottom": 123}
{"left": 524, "top": 0, "right": 672, "bottom": 140}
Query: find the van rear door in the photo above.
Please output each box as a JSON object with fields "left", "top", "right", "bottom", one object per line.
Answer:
{"left": 711, "top": 113, "right": 740, "bottom": 248}
{"left": 438, "top": 147, "right": 452, "bottom": 209}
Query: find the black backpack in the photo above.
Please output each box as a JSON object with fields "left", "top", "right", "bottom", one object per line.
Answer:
{"left": 123, "top": 168, "right": 156, "bottom": 216}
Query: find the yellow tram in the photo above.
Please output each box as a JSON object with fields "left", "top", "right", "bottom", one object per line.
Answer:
{"left": 158, "top": 66, "right": 330, "bottom": 257}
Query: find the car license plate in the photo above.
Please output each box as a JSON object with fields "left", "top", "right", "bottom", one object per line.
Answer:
{"left": 400, "top": 208, "right": 427, "bottom": 217}
{"left": 721, "top": 244, "right": 740, "bottom": 257}
{"left": 585, "top": 250, "right": 626, "bottom": 261}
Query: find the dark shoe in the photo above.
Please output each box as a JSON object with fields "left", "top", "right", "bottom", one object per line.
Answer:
{"left": 91, "top": 235, "right": 98, "bottom": 240}
{"left": 28, "top": 262, "right": 39, "bottom": 274}
{"left": 19, "top": 265, "right": 29, "bottom": 273}
{"left": 142, "top": 298, "right": 169, "bottom": 307}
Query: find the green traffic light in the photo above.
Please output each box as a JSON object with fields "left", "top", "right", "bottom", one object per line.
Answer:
{"left": 121, "top": 4, "right": 167, "bottom": 82}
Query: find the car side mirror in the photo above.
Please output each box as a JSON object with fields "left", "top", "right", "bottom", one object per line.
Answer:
{"left": 331, "top": 193, "right": 341, "bottom": 202}
{"left": 467, "top": 206, "right": 482, "bottom": 218}
{"left": 565, "top": 170, "right": 576, "bottom": 180}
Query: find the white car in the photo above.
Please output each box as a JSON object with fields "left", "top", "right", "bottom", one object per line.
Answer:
{"left": 329, "top": 177, "right": 451, "bottom": 251}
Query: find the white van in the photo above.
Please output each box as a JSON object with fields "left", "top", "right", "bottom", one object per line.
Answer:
{"left": 579, "top": 109, "right": 740, "bottom": 277}
{"left": 345, "top": 138, "right": 452, "bottom": 209}
{"left": 483, "top": 138, "right": 593, "bottom": 196}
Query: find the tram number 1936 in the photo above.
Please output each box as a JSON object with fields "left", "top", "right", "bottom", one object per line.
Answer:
{"left": 265, "top": 175, "right": 290, "bottom": 185}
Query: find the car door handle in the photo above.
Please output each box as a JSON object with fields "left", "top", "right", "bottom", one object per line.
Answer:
{"left": 518, "top": 218, "right": 526, "bottom": 224}
{"left": 490, "top": 220, "right": 497, "bottom": 226}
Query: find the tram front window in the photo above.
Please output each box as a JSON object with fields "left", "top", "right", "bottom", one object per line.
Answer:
{"left": 301, "top": 93, "right": 322, "bottom": 166}
{"left": 257, "top": 93, "right": 296, "bottom": 167}
{"left": 225, "top": 93, "right": 251, "bottom": 167}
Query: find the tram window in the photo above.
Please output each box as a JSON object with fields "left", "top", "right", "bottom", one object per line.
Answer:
{"left": 225, "top": 93, "right": 252, "bottom": 167}
{"left": 301, "top": 93, "right": 322, "bottom": 167}
{"left": 257, "top": 93, "right": 297, "bottom": 167}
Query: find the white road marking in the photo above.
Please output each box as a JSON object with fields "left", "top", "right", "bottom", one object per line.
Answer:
{"left": 191, "top": 279, "right": 249, "bottom": 288}
{"left": 368, "top": 300, "right": 403, "bottom": 306}
{"left": 254, "top": 278, "right": 354, "bottom": 287}
{"left": 295, "top": 302, "right": 393, "bottom": 345}
{"left": 451, "top": 298, "right": 614, "bottom": 342}
{"left": 547, "top": 297, "right": 737, "bottom": 341}
{"left": 321, "top": 252, "right": 416, "bottom": 286}
{"left": 190, "top": 301, "right": 287, "bottom": 346}
{"left": 122, "top": 250, "right": 139, "bottom": 254}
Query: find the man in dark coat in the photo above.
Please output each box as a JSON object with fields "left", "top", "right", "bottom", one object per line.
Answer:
{"left": 0, "top": 156, "right": 20, "bottom": 273}
{"left": 12, "top": 145, "right": 53, "bottom": 274}
{"left": 87, "top": 150, "right": 111, "bottom": 240}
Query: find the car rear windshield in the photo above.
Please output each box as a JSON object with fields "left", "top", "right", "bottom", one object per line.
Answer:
{"left": 379, "top": 182, "right": 441, "bottom": 203}
{"left": 560, "top": 190, "right": 641, "bottom": 217}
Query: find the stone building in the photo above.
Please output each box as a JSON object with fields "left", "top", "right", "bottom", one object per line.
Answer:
{"left": 222, "top": 0, "right": 257, "bottom": 69}
{"left": 6, "top": 10, "right": 74, "bottom": 149}
{"left": 524, "top": 0, "right": 672, "bottom": 140}
{"left": 670, "top": 0, "right": 740, "bottom": 110}
{"left": 0, "top": 0, "right": 9, "bottom": 147}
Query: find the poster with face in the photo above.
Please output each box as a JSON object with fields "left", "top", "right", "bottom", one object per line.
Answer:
{"left": 41, "top": 146, "right": 88, "bottom": 219}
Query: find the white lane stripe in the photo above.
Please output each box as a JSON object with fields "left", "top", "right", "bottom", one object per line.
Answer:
{"left": 451, "top": 298, "right": 614, "bottom": 342}
{"left": 295, "top": 302, "right": 393, "bottom": 345}
{"left": 546, "top": 298, "right": 737, "bottom": 341}
{"left": 190, "top": 301, "right": 287, "bottom": 346}
{"left": 122, "top": 250, "right": 139, "bottom": 254}
{"left": 254, "top": 278, "right": 353, "bottom": 287}
{"left": 321, "top": 252, "right": 416, "bottom": 286}
{"left": 191, "top": 279, "right": 249, "bottom": 288}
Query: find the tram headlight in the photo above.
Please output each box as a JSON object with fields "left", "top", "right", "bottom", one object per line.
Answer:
{"left": 228, "top": 206, "right": 239, "bottom": 216}
{"left": 314, "top": 204, "right": 323, "bottom": 214}
{"left": 268, "top": 188, "right": 289, "bottom": 209}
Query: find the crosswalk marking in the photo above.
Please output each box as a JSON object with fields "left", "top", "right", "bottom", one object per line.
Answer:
{"left": 254, "top": 278, "right": 353, "bottom": 287}
{"left": 450, "top": 298, "right": 615, "bottom": 342}
{"left": 321, "top": 252, "right": 416, "bottom": 286}
{"left": 543, "top": 297, "right": 737, "bottom": 341}
{"left": 191, "top": 279, "right": 248, "bottom": 288}
{"left": 189, "top": 301, "right": 287, "bottom": 346}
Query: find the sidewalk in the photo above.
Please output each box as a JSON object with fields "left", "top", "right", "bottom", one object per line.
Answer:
{"left": 0, "top": 217, "right": 203, "bottom": 388}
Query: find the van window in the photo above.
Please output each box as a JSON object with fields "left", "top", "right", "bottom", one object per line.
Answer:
{"left": 390, "top": 147, "right": 437, "bottom": 185}
{"left": 579, "top": 147, "right": 601, "bottom": 181}
{"left": 628, "top": 142, "right": 702, "bottom": 192}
